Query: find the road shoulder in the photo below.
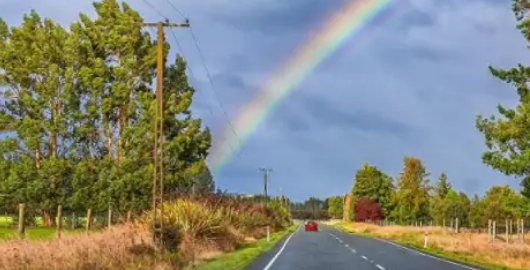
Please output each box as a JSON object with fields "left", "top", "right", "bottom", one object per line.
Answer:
{"left": 331, "top": 223, "right": 523, "bottom": 270}
{"left": 191, "top": 223, "right": 299, "bottom": 270}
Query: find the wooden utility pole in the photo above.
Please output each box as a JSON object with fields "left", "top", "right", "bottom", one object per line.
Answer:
{"left": 259, "top": 168, "right": 272, "bottom": 208}
{"left": 143, "top": 19, "right": 190, "bottom": 242}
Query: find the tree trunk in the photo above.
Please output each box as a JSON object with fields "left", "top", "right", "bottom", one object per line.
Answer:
{"left": 42, "top": 210, "right": 55, "bottom": 227}
{"left": 104, "top": 116, "right": 113, "bottom": 160}
{"left": 35, "top": 148, "right": 41, "bottom": 169}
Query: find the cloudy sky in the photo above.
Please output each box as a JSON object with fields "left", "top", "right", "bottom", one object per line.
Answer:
{"left": 0, "top": 0, "right": 527, "bottom": 201}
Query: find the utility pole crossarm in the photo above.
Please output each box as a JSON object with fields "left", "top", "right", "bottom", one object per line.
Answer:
{"left": 142, "top": 21, "right": 190, "bottom": 28}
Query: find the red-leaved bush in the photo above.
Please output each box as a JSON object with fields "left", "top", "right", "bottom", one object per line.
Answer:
{"left": 354, "top": 197, "right": 384, "bottom": 221}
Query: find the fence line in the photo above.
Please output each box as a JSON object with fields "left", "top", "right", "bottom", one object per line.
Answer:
{"left": 0, "top": 203, "right": 139, "bottom": 239}
{"left": 358, "top": 217, "right": 529, "bottom": 244}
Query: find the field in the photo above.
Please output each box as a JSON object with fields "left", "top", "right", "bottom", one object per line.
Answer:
{"left": 336, "top": 222, "right": 530, "bottom": 270}
{"left": 0, "top": 195, "right": 293, "bottom": 270}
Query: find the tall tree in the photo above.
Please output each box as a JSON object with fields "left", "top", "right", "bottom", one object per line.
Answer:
{"left": 442, "top": 189, "right": 469, "bottom": 226}
{"left": 482, "top": 185, "right": 522, "bottom": 220}
{"left": 162, "top": 55, "right": 211, "bottom": 194}
{"left": 475, "top": 0, "right": 530, "bottom": 199}
{"left": 71, "top": 0, "right": 157, "bottom": 213}
{"left": 430, "top": 172, "right": 452, "bottom": 224}
{"left": 326, "top": 195, "right": 344, "bottom": 219}
{"left": 391, "top": 156, "right": 431, "bottom": 223}
{"left": 0, "top": 10, "right": 76, "bottom": 225}
{"left": 351, "top": 163, "right": 395, "bottom": 215}
{"left": 469, "top": 194, "right": 486, "bottom": 228}
{"left": 193, "top": 164, "right": 215, "bottom": 194}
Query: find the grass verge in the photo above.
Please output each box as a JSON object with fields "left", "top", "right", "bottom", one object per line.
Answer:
{"left": 189, "top": 223, "right": 299, "bottom": 270}
{"left": 334, "top": 222, "right": 529, "bottom": 270}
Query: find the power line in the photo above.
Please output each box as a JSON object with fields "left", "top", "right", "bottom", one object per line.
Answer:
{"left": 143, "top": 0, "right": 243, "bottom": 156}
{"left": 164, "top": 0, "right": 187, "bottom": 19}
{"left": 163, "top": 0, "right": 243, "bottom": 154}
{"left": 166, "top": 29, "right": 235, "bottom": 151}
{"left": 166, "top": 27, "right": 239, "bottom": 154}
{"left": 140, "top": 0, "right": 168, "bottom": 19}
{"left": 188, "top": 26, "right": 243, "bottom": 148}
{"left": 141, "top": 0, "right": 218, "bottom": 124}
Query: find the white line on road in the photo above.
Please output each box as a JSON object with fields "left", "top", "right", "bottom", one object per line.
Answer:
{"left": 344, "top": 244, "right": 349, "bottom": 248}
{"left": 374, "top": 238, "right": 480, "bottom": 270}
{"left": 361, "top": 256, "right": 368, "bottom": 260}
{"left": 262, "top": 225, "right": 299, "bottom": 270}
{"left": 350, "top": 248, "right": 356, "bottom": 253}
{"left": 376, "top": 264, "right": 385, "bottom": 270}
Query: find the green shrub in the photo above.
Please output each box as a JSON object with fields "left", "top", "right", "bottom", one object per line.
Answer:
{"left": 150, "top": 199, "right": 227, "bottom": 239}
{"left": 266, "top": 199, "right": 291, "bottom": 230}
{"left": 151, "top": 222, "right": 183, "bottom": 252}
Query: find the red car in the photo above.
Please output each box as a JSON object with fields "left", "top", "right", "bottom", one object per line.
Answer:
{"left": 304, "top": 220, "right": 318, "bottom": 231}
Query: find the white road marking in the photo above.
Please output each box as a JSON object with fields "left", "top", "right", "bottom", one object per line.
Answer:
{"left": 373, "top": 238, "right": 480, "bottom": 270}
{"left": 350, "top": 248, "right": 356, "bottom": 253}
{"left": 361, "top": 256, "right": 368, "bottom": 260}
{"left": 376, "top": 264, "right": 385, "bottom": 270}
{"left": 262, "top": 225, "right": 300, "bottom": 270}
{"left": 344, "top": 244, "right": 349, "bottom": 248}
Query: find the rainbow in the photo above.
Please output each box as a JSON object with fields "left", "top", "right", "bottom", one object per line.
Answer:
{"left": 208, "top": 0, "right": 406, "bottom": 173}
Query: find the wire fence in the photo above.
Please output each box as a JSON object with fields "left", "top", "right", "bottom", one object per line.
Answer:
{"left": 0, "top": 203, "right": 142, "bottom": 240}
{"left": 358, "top": 217, "right": 530, "bottom": 244}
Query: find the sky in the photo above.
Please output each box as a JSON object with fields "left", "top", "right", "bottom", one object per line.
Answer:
{"left": 0, "top": 0, "right": 528, "bottom": 202}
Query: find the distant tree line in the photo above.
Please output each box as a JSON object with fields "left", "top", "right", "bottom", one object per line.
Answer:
{"left": 323, "top": 157, "right": 529, "bottom": 225}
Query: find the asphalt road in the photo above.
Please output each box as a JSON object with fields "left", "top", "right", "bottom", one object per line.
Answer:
{"left": 244, "top": 223, "right": 484, "bottom": 270}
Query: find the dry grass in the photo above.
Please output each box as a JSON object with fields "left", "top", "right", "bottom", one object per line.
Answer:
{"left": 0, "top": 195, "right": 292, "bottom": 270}
{"left": 341, "top": 222, "right": 530, "bottom": 270}
{"left": 0, "top": 224, "right": 160, "bottom": 270}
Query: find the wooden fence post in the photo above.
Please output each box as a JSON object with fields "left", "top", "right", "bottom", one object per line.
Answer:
{"left": 71, "top": 212, "right": 76, "bottom": 230}
{"left": 56, "top": 205, "right": 63, "bottom": 238}
{"left": 17, "top": 203, "right": 25, "bottom": 239}
{"left": 521, "top": 219, "right": 524, "bottom": 243}
{"left": 85, "top": 208, "right": 92, "bottom": 235}
{"left": 107, "top": 205, "right": 112, "bottom": 229}
{"left": 492, "top": 220, "right": 497, "bottom": 242}
{"left": 506, "top": 219, "right": 509, "bottom": 243}
{"left": 455, "top": 218, "right": 459, "bottom": 233}
{"left": 488, "top": 219, "right": 492, "bottom": 243}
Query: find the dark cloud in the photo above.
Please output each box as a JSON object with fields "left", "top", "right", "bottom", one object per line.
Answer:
{"left": 210, "top": 0, "right": 345, "bottom": 35}
{"left": 273, "top": 93, "right": 417, "bottom": 137}
{"left": 0, "top": 0, "right": 525, "bottom": 201}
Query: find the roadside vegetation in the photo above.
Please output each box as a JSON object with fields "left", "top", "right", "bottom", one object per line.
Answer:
{"left": 0, "top": 193, "right": 292, "bottom": 269}
{"left": 337, "top": 222, "right": 530, "bottom": 270}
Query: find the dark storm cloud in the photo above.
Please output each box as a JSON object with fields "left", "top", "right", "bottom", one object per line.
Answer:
{"left": 0, "top": 0, "right": 526, "bottom": 201}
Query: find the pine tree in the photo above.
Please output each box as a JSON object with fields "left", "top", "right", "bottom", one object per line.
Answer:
{"left": 391, "top": 156, "right": 431, "bottom": 223}
{"left": 476, "top": 0, "right": 530, "bottom": 199}
{"left": 430, "top": 172, "right": 452, "bottom": 224}
{"left": 162, "top": 55, "right": 212, "bottom": 194}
